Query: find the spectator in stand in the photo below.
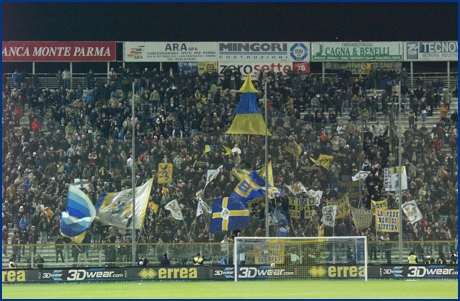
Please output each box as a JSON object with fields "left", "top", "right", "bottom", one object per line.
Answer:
{"left": 62, "top": 68, "right": 71, "bottom": 89}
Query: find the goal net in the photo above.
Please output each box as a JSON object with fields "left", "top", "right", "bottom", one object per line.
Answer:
{"left": 233, "top": 236, "right": 367, "bottom": 281}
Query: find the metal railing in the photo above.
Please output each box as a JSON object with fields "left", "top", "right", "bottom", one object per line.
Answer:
{"left": 2, "top": 240, "right": 456, "bottom": 269}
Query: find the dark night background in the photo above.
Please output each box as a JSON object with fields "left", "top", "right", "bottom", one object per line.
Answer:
{"left": 2, "top": 2, "right": 458, "bottom": 73}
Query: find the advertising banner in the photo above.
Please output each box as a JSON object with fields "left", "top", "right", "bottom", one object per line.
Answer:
{"left": 212, "top": 266, "right": 235, "bottom": 279}
{"left": 311, "top": 42, "right": 403, "bottom": 61}
{"left": 124, "top": 42, "right": 218, "bottom": 62}
{"left": 380, "top": 265, "right": 458, "bottom": 278}
{"left": 219, "top": 62, "right": 298, "bottom": 79}
{"left": 126, "top": 266, "right": 208, "bottom": 280}
{"left": 218, "top": 42, "right": 310, "bottom": 62}
{"left": 2, "top": 269, "right": 39, "bottom": 283}
{"left": 405, "top": 41, "right": 458, "bottom": 61}
{"left": 2, "top": 41, "right": 116, "bottom": 62}
{"left": 39, "top": 268, "right": 125, "bottom": 281}
{"left": 237, "top": 265, "right": 297, "bottom": 279}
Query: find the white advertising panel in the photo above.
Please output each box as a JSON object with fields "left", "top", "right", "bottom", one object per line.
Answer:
{"left": 311, "top": 42, "right": 403, "bottom": 61}
{"left": 217, "top": 42, "right": 310, "bottom": 62}
{"left": 124, "top": 42, "right": 218, "bottom": 62}
{"left": 404, "top": 41, "right": 458, "bottom": 61}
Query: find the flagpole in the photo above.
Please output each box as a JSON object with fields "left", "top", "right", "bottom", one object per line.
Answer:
{"left": 131, "top": 81, "right": 137, "bottom": 265}
{"left": 398, "top": 81, "right": 403, "bottom": 263}
{"left": 264, "top": 78, "right": 269, "bottom": 237}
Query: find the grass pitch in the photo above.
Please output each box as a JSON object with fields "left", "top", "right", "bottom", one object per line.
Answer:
{"left": 2, "top": 280, "right": 458, "bottom": 299}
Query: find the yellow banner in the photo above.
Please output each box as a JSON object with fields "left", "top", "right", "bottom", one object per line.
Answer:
{"left": 157, "top": 163, "right": 173, "bottom": 184}
{"left": 375, "top": 209, "right": 400, "bottom": 233}
{"left": 335, "top": 193, "right": 350, "bottom": 219}
{"left": 371, "top": 199, "right": 388, "bottom": 212}
{"left": 351, "top": 207, "right": 373, "bottom": 230}
{"left": 253, "top": 241, "right": 285, "bottom": 264}
{"left": 284, "top": 140, "right": 302, "bottom": 158}
{"left": 310, "top": 154, "right": 334, "bottom": 170}
{"left": 198, "top": 62, "right": 218, "bottom": 75}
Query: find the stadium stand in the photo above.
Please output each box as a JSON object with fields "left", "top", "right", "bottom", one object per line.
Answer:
{"left": 1, "top": 68, "right": 458, "bottom": 268}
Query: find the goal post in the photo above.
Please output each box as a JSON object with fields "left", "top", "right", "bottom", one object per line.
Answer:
{"left": 234, "top": 236, "right": 367, "bottom": 281}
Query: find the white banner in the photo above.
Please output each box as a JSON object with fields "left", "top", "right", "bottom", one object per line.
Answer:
{"left": 321, "top": 205, "right": 337, "bottom": 227}
{"left": 204, "top": 165, "right": 223, "bottom": 190}
{"left": 124, "top": 42, "right": 218, "bottom": 62}
{"left": 165, "top": 199, "right": 184, "bottom": 220}
{"left": 311, "top": 42, "right": 403, "bottom": 61}
{"left": 96, "top": 178, "right": 153, "bottom": 230}
{"left": 352, "top": 171, "right": 370, "bottom": 182}
{"left": 384, "top": 167, "right": 408, "bottom": 192}
{"left": 218, "top": 42, "right": 310, "bottom": 62}
{"left": 402, "top": 201, "right": 423, "bottom": 224}
{"left": 405, "top": 41, "right": 458, "bottom": 61}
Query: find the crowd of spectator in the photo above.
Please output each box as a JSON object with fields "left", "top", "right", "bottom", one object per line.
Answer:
{"left": 1, "top": 65, "right": 458, "bottom": 265}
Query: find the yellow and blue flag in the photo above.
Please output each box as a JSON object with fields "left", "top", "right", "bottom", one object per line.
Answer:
{"left": 230, "top": 170, "right": 283, "bottom": 208}
{"left": 210, "top": 197, "right": 249, "bottom": 233}
{"left": 226, "top": 76, "right": 271, "bottom": 136}
{"left": 60, "top": 185, "right": 96, "bottom": 243}
{"left": 204, "top": 145, "right": 215, "bottom": 153}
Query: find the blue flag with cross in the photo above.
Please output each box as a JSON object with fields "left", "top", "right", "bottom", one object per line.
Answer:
{"left": 210, "top": 197, "right": 249, "bottom": 233}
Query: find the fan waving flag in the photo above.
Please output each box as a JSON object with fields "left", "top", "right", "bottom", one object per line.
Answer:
{"left": 60, "top": 185, "right": 96, "bottom": 243}
{"left": 95, "top": 178, "right": 153, "bottom": 230}
{"left": 204, "top": 145, "right": 215, "bottom": 153}
{"left": 226, "top": 75, "right": 271, "bottom": 136}
{"left": 223, "top": 146, "right": 233, "bottom": 156}
{"left": 165, "top": 199, "right": 184, "bottom": 220}
{"left": 269, "top": 205, "right": 289, "bottom": 225}
{"left": 310, "top": 154, "right": 334, "bottom": 170}
{"left": 210, "top": 197, "right": 249, "bottom": 233}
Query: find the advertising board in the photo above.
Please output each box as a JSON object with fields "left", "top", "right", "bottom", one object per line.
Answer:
{"left": 311, "top": 42, "right": 403, "bottom": 61}
{"left": 2, "top": 41, "right": 116, "bottom": 62}
{"left": 126, "top": 266, "right": 208, "bottom": 280}
{"left": 2, "top": 269, "right": 39, "bottom": 283}
{"left": 124, "top": 42, "right": 218, "bottom": 62}
{"left": 218, "top": 42, "right": 310, "bottom": 62}
{"left": 381, "top": 265, "right": 458, "bottom": 278}
{"left": 405, "top": 41, "right": 458, "bottom": 61}
{"left": 39, "top": 268, "right": 125, "bottom": 281}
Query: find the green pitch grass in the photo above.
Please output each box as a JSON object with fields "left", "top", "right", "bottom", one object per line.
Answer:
{"left": 2, "top": 280, "right": 458, "bottom": 299}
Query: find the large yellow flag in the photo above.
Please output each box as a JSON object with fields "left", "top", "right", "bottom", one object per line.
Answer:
{"left": 310, "top": 154, "right": 334, "bottom": 170}
{"left": 284, "top": 140, "right": 302, "bottom": 158}
{"left": 157, "top": 163, "right": 173, "bottom": 184}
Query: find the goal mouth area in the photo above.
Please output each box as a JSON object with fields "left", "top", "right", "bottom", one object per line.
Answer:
{"left": 233, "top": 236, "right": 368, "bottom": 281}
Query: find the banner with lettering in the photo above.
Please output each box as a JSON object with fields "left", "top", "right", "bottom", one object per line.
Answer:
{"left": 252, "top": 241, "right": 285, "bottom": 264}
{"left": 383, "top": 167, "right": 408, "bottom": 192}
{"left": 375, "top": 209, "right": 401, "bottom": 233}
{"left": 371, "top": 199, "right": 388, "bottom": 212}
{"left": 334, "top": 193, "right": 350, "bottom": 220}
{"left": 288, "top": 197, "right": 316, "bottom": 220}
{"left": 405, "top": 41, "right": 458, "bottom": 61}
{"left": 338, "top": 181, "right": 361, "bottom": 203}
{"left": 311, "top": 42, "right": 403, "bottom": 61}
{"left": 351, "top": 208, "right": 373, "bottom": 230}
{"left": 2, "top": 41, "right": 116, "bottom": 62}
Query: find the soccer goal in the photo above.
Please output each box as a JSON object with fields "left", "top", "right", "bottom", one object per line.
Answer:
{"left": 234, "top": 236, "right": 367, "bottom": 281}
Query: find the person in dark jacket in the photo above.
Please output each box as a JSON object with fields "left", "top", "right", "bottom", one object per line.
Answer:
{"left": 160, "top": 253, "right": 170, "bottom": 266}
